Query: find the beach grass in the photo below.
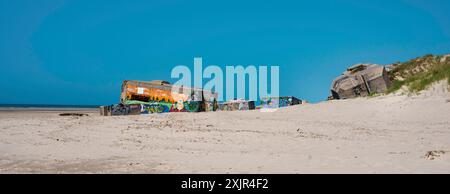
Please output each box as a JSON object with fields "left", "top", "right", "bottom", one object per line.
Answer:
{"left": 387, "top": 55, "right": 450, "bottom": 94}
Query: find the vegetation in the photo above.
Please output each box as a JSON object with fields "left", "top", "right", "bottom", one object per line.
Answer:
{"left": 385, "top": 79, "right": 405, "bottom": 94}
{"left": 367, "top": 92, "right": 381, "bottom": 98}
{"left": 386, "top": 54, "right": 450, "bottom": 94}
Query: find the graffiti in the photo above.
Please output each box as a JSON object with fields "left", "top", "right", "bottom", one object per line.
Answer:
{"left": 203, "top": 101, "right": 217, "bottom": 112}
{"left": 279, "top": 98, "right": 290, "bottom": 107}
{"left": 98, "top": 104, "right": 141, "bottom": 116}
{"left": 126, "top": 87, "right": 186, "bottom": 103}
{"left": 119, "top": 100, "right": 207, "bottom": 114}
{"left": 121, "top": 80, "right": 211, "bottom": 104}
{"left": 169, "top": 100, "right": 187, "bottom": 112}
{"left": 218, "top": 100, "right": 255, "bottom": 111}
{"left": 260, "top": 98, "right": 276, "bottom": 109}
{"left": 120, "top": 80, "right": 218, "bottom": 114}
{"left": 101, "top": 96, "right": 301, "bottom": 116}
{"left": 140, "top": 102, "right": 171, "bottom": 114}
{"left": 260, "top": 96, "right": 301, "bottom": 108}
{"left": 101, "top": 80, "right": 305, "bottom": 116}
{"left": 185, "top": 101, "right": 201, "bottom": 112}
{"left": 112, "top": 104, "right": 140, "bottom": 116}
{"left": 169, "top": 101, "right": 202, "bottom": 112}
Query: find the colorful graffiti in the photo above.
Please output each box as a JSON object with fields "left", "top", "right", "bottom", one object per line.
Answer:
{"left": 203, "top": 101, "right": 217, "bottom": 112}
{"left": 125, "top": 100, "right": 204, "bottom": 114}
{"left": 119, "top": 80, "right": 218, "bottom": 114}
{"left": 140, "top": 102, "right": 171, "bottom": 114}
{"left": 185, "top": 101, "right": 201, "bottom": 112}
{"left": 100, "top": 81, "right": 309, "bottom": 116}
{"left": 169, "top": 101, "right": 202, "bottom": 112}
{"left": 121, "top": 80, "right": 210, "bottom": 104}
{"left": 218, "top": 100, "right": 255, "bottom": 111}
{"left": 260, "top": 96, "right": 301, "bottom": 108}
{"left": 99, "top": 104, "right": 141, "bottom": 116}
{"left": 125, "top": 87, "right": 189, "bottom": 104}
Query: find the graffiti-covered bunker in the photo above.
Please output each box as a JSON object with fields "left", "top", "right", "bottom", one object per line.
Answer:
{"left": 100, "top": 80, "right": 218, "bottom": 116}
{"left": 100, "top": 80, "right": 304, "bottom": 116}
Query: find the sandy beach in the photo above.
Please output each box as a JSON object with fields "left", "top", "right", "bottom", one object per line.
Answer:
{"left": 1, "top": 84, "right": 450, "bottom": 174}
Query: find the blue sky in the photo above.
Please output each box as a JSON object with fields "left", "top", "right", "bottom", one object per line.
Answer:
{"left": 1, "top": 0, "right": 450, "bottom": 105}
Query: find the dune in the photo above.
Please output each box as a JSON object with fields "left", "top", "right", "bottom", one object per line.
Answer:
{"left": 0, "top": 81, "right": 449, "bottom": 173}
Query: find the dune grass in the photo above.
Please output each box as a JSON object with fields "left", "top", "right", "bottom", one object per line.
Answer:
{"left": 386, "top": 61, "right": 450, "bottom": 94}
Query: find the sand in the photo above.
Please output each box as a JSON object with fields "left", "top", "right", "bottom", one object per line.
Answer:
{"left": 1, "top": 83, "right": 450, "bottom": 173}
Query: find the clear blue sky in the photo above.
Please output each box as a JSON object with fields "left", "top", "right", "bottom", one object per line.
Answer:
{"left": 1, "top": 0, "right": 450, "bottom": 105}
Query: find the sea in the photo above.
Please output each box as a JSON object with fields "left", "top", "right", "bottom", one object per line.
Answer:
{"left": 0, "top": 104, "right": 100, "bottom": 111}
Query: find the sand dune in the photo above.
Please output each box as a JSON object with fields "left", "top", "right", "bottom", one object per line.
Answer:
{"left": 1, "top": 82, "right": 449, "bottom": 173}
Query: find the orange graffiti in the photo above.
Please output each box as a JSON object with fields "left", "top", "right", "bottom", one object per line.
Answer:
{"left": 123, "top": 82, "right": 189, "bottom": 103}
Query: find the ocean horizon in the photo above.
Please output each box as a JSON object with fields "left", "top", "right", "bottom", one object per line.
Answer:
{"left": 0, "top": 104, "right": 100, "bottom": 109}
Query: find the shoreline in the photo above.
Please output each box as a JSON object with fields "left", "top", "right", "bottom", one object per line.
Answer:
{"left": 0, "top": 107, "right": 99, "bottom": 112}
